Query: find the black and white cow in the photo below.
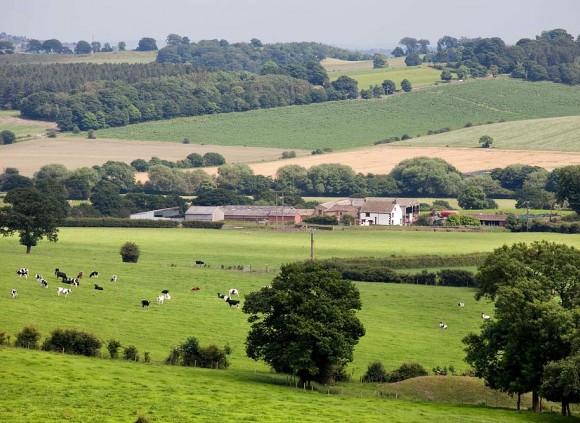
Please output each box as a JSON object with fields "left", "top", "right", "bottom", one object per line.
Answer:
{"left": 89, "top": 271, "right": 99, "bottom": 278}
{"left": 224, "top": 296, "right": 240, "bottom": 308}
{"left": 11, "top": 288, "right": 18, "bottom": 299}
{"left": 141, "top": 299, "right": 150, "bottom": 308}
{"left": 439, "top": 322, "right": 448, "bottom": 329}
{"left": 217, "top": 293, "right": 226, "bottom": 299}
{"left": 17, "top": 268, "right": 29, "bottom": 279}
{"left": 40, "top": 279, "right": 48, "bottom": 288}
{"left": 35, "top": 273, "right": 43, "bottom": 281}
{"left": 228, "top": 288, "right": 239, "bottom": 297}
{"left": 157, "top": 295, "right": 165, "bottom": 304}
{"left": 111, "top": 275, "right": 117, "bottom": 282}
{"left": 481, "top": 313, "right": 491, "bottom": 320}
{"left": 57, "top": 287, "right": 72, "bottom": 297}
{"left": 458, "top": 301, "right": 465, "bottom": 307}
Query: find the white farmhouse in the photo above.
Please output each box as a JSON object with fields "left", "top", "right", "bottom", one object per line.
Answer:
{"left": 358, "top": 199, "right": 403, "bottom": 226}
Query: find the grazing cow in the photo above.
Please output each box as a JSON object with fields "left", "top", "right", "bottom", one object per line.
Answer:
{"left": 191, "top": 287, "right": 200, "bottom": 292}
{"left": 141, "top": 299, "right": 150, "bottom": 308}
{"left": 439, "top": 322, "right": 448, "bottom": 329}
{"left": 195, "top": 260, "right": 205, "bottom": 266}
{"left": 157, "top": 295, "right": 165, "bottom": 304}
{"left": 217, "top": 293, "right": 226, "bottom": 299}
{"left": 11, "top": 288, "right": 18, "bottom": 299}
{"left": 40, "top": 279, "right": 48, "bottom": 288}
{"left": 17, "top": 268, "right": 29, "bottom": 279}
{"left": 224, "top": 296, "right": 240, "bottom": 308}
{"left": 481, "top": 313, "right": 491, "bottom": 320}
{"left": 229, "top": 288, "right": 239, "bottom": 297}
{"left": 458, "top": 302, "right": 465, "bottom": 307}
{"left": 77, "top": 271, "right": 84, "bottom": 279}
{"left": 111, "top": 275, "right": 117, "bottom": 282}
{"left": 63, "top": 277, "right": 79, "bottom": 286}
{"left": 35, "top": 273, "right": 43, "bottom": 281}
{"left": 55, "top": 268, "right": 67, "bottom": 280}
{"left": 89, "top": 271, "right": 99, "bottom": 278}
{"left": 57, "top": 287, "right": 72, "bottom": 297}
{"left": 94, "top": 284, "right": 104, "bottom": 291}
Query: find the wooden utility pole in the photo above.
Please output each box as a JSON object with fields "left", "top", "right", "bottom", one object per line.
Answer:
{"left": 310, "top": 228, "right": 315, "bottom": 261}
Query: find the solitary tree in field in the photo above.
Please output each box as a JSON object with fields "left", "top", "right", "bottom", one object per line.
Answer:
{"left": 136, "top": 37, "right": 158, "bottom": 51}
{"left": 372, "top": 54, "right": 387, "bottom": 69}
{"left": 400, "top": 79, "right": 412, "bottom": 92}
{"left": 441, "top": 70, "right": 452, "bottom": 82}
{"left": 0, "top": 187, "right": 64, "bottom": 253}
{"left": 243, "top": 262, "right": 365, "bottom": 387}
{"left": 0, "top": 130, "right": 16, "bottom": 145}
{"left": 479, "top": 135, "right": 493, "bottom": 148}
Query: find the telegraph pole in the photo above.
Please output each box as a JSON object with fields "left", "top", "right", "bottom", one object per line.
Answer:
{"left": 310, "top": 228, "right": 315, "bottom": 261}
{"left": 525, "top": 201, "right": 531, "bottom": 231}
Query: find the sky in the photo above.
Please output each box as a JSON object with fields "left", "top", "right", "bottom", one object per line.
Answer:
{"left": 2, "top": 0, "right": 580, "bottom": 49}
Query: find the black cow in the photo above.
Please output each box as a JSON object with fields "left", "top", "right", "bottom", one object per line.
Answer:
{"left": 225, "top": 296, "right": 240, "bottom": 308}
{"left": 195, "top": 260, "right": 205, "bottom": 266}
{"left": 94, "top": 284, "right": 104, "bottom": 291}
{"left": 141, "top": 299, "right": 150, "bottom": 308}
{"left": 55, "top": 268, "right": 67, "bottom": 280}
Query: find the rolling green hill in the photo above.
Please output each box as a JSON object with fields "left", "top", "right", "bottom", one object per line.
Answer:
{"left": 93, "top": 78, "right": 580, "bottom": 151}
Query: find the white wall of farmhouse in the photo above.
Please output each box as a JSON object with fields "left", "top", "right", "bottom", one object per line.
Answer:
{"left": 359, "top": 204, "right": 403, "bottom": 226}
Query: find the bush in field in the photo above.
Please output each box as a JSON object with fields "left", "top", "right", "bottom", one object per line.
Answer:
{"left": 362, "top": 361, "right": 388, "bottom": 383}
{"left": 0, "top": 331, "right": 11, "bottom": 346}
{"left": 0, "top": 130, "right": 16, "bottom": 145}
{"left": 15, "top": 326, "right": 41, "bottom": 349}
{"left": 386, "top": 362, "right": 428, "bottom": 382}
{"left": 281, "top": 151, "right": 297, "bottom": 159}
{"left": 446, "top": 214, "right": 481, "bottom": 226}
{"left": 167, "top": 337, "right": 230, "bottom": 369}
{"left": 123, "top": 345, "right": 139, "bottom": 361}
{"left": 42, "top": 328, "right": 102, "bottom": 357}
{"left": 303, "top": 215, "right": 338, "bottom": 225}
{"left": 438, "top": 269, "right": 477, "bottom": 287}
{"left": 120, "top": 241, "right": 140, "bottom": 263}
{"left": 107, "top": 339, "right": 122, "bottom": 358}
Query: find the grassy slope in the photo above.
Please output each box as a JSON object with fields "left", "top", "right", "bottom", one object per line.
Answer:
{"left": 392, "top": 115, "right": 580, "bottom": 151}
{"left": 1, "top": 349, "right": 571, "bottom": 423}
{"left": 0, "top": 51, "right": 157, "bottom": 65}
{"left": 1, "top": 228, "right": 579, "bottom": 421}
{"left": 94, "top": 79, "right": 580, "bottom": 151}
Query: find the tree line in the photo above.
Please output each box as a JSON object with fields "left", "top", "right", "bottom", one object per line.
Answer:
{"left": 1, "top": 160, "right": 579, "bottom": 219}
{"left": 424, "top": 28, "right": 580, "bottom": 84}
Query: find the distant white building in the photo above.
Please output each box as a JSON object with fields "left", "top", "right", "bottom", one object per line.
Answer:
{"left": 184, "top": 206, "right": 224, "bottom": 222}
{"left": 359, "top": 199, "right": 403, "bottom": 226}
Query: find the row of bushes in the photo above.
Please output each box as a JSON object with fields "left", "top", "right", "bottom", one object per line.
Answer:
{"left": 526, "top": 220, "right": 580, "bottom": 234}
{"left": 362, "top": 361, "right": 428, "bottom": 383}
{"left": 312, "top": 259, "right": 477, "bottom": 286}
{"left": 61, "top": 218, "right": 224, "bottom": 229}
{"left": 4, "top": 326, "right": 229, "bottom": 369}
{"left": 317, "top": 254, "right": 486, "bottom": 270}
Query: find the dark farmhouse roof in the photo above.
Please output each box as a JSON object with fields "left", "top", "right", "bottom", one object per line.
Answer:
{"left": 359, "top": 200, "right": 398, "bottom": 214}
{"left": 220, "top": 205, "right": 297, "bottom": 218}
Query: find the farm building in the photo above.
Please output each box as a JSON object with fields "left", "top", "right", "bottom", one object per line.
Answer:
{"left": 184, "top": 206, "right": 224, "bottom": 222}
{"left": 359, "top": 199, "right": 403, "bottom": 226}
{"left": 314, "top": 197, "right": 420, "bottom": 226}
{"left": 130, "top": 207, "right": 181, "bottom": 220}
{"left": 220, "top": 205, "right": 302, "bottom": 224}
{"left": 469, "top": 213, "right": 509, "bottom": 227}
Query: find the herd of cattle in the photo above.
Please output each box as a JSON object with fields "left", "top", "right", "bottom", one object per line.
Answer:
{"left": 10, "top": 267, "right": 242, "bottom": 310}
{"left": 438, "top": 302, "right": 491, "bottom": 329}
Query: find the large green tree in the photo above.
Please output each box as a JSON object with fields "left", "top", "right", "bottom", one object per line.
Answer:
{"left": 464, "top": 241, "right": 580, "bottom": 411}
{"left": 541, "top": 353, "right": 580, "bottom": 416}
{"left": 390, "top": 157, "right": 463, "bottom": 196}
{"left": 0, "top": 130, "right": 16, "bottom": 145}
{"left": 458, "top": 186, "right": 497, "bottom": 210}
{"left": 0, "top": 187, "right": 65, "bottom": 253}
{"left": 136, "top": 37, "right": 158, "bottom": 51}
{"left": 74, "top": 40, "right": 92, "bottom": 54}
{"left": 552, "top": 165, "right": 580, "bottom": 214}
{"left": 243, "top": 262, "right": 365, "bottom": 386}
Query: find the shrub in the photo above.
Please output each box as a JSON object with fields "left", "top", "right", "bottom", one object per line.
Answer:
{"left": 362, "top": 361, "right": 388, "bottom": 383}
{"left": 182, "top": 137, "right": 190, "bottom": 144}
{"left": 107, "top": 339, "right": 122, "bottom": 358}
{"left": 46, "top": 129, "right": 57, "bottom": 138}
{"left": 120, "top": 241, "right": 140, "bottom": 263}
{"left": 165, "top": 346, "right": 181, "bottom": 365}
{"left": 0, "top": 129, "right": 16, "bottom": 144}
{"left": 167, "top": 337, "right": 230, "bottom": 369}
{"left": 15, "top": 326, "right": 41, "bottom": 349}
{"left": 181, "top": 221, "right": 224, "bottom": 229}
{"left": 143, "top": 351, "right": 151, "bottom": 363}
{"left": 180, "top": 336, "right": 201, "bottom": 366}
{"left": 197, "top": 344, "right": 229, "bottom": 369}
{"left": 281, "top": 151, "right": 296, "bottom": 159}
{"left": 401, "top": 134, "right": 410, "bottom": 140}
{"left": 303, "top": 215, "right": 338, "bottom": 225}
{"left": 42, "top": 328, "right": 102, "bottom": 357}
{"left": 438, "top": 269, "right": 477, "bottom": 287}
{"left": 123, "top": 345, "right": 139, "bottom": 361}
{"left": 87, "top": 129, "right": 96, "bottom": 139}
{"left": 0, "top": 331, "right": 11, "bottom": 346}
{"left": 386, "top": 362, "right": 428, "bottom": 382}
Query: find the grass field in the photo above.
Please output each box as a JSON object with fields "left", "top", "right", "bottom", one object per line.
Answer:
{"left": 1, "top": 227, "right": 579, "bottom": 421}
{"left": 0, "top": 51, "right": 157, "bottom": 65}
{"left": 328, "top": 64, "right": 445, "bottom": 90}
{"left": 0, "top": 110, "right": 56, "bottom": 140}
{"left": 93, "top": 79, "right": 580, "bottom": 151}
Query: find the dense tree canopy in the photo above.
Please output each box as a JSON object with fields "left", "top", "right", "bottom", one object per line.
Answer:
{"left": 390, "top": 157, "right": 463, "bottom": 196}
{"left": 243, "top": 261, "right": 365, "bottom": 386}
{"left": 465, "top": 241, "right": 580, "bottom": 412}
{"left": 0, "top": 187, "right": 65, "bottom": 253}
{"left": 552, "top": 165, "right": 580, "bottom": 214}
{"left": 136, "top": 37, "right": 158, "bottom": 51}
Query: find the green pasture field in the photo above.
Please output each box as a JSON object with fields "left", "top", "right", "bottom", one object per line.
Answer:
{"left": 329, "top": 65, "right": 444, "bottom": 90}
{"left": 0, "top": 51, "right": 157, "bottom": 65}
{"left": 1, "top": 350, "right": 572, "bottom": 422}
{"left": 93, "top": 79, "right": 580, "bottom": 151}
{"left": 0, "top": 110, "right": 55, "bottom": 139}
{"left": 2, "top": 228, "right": 579, "bottom": 421}
{"left": 393, "top": 115, "right": 580, "bottom": 152}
